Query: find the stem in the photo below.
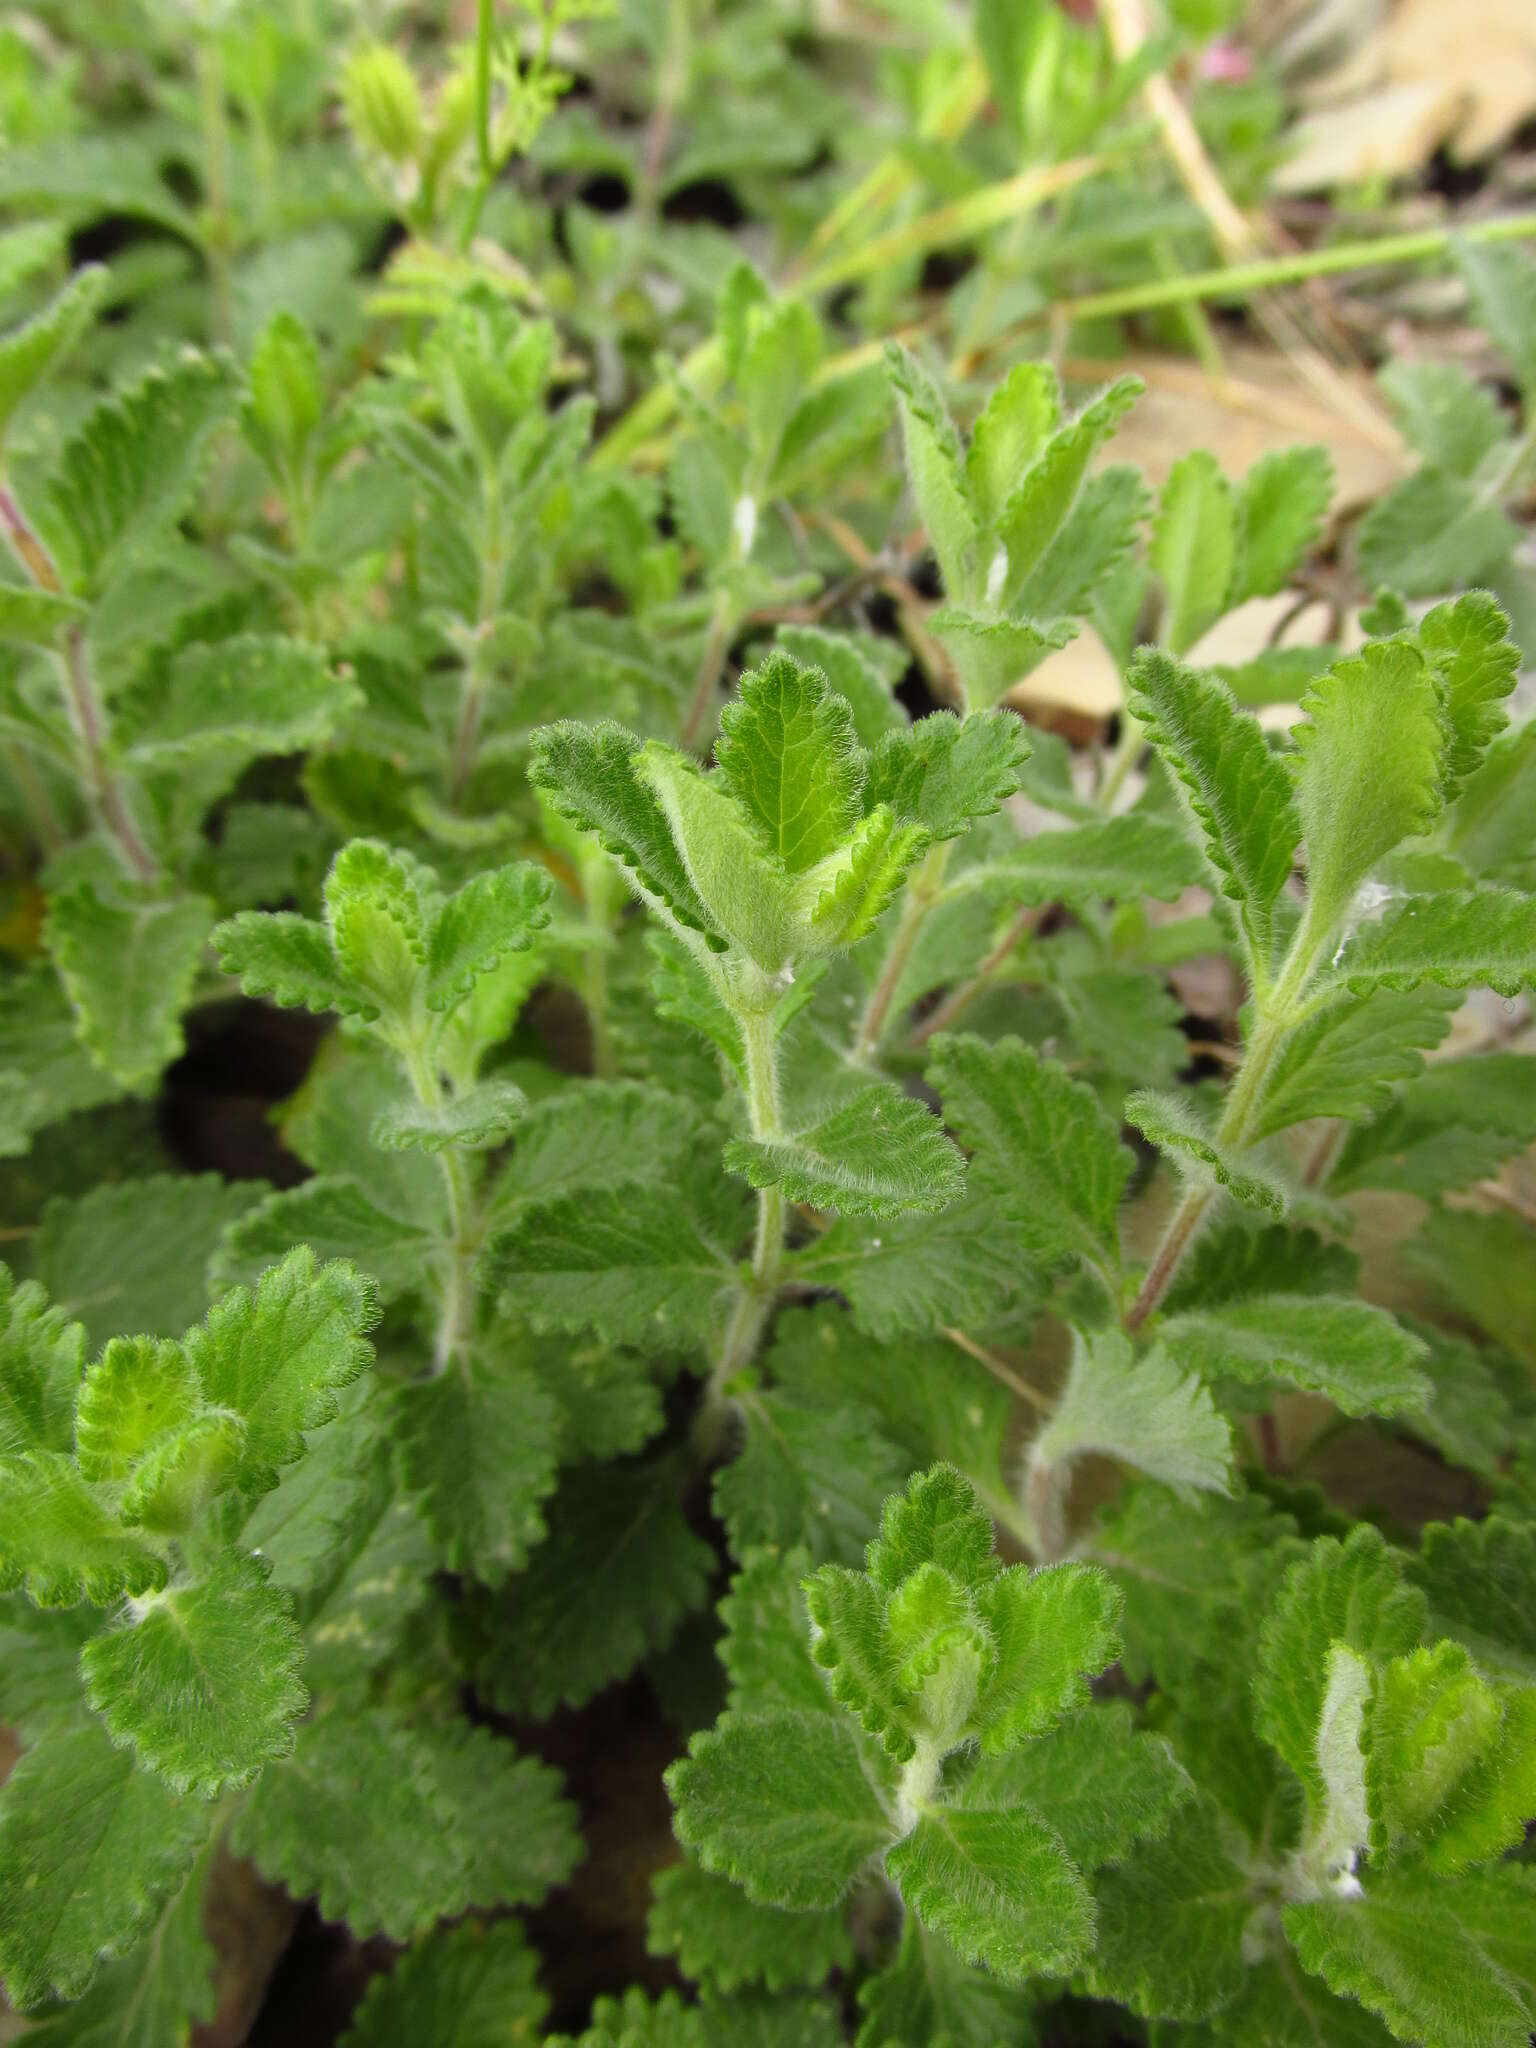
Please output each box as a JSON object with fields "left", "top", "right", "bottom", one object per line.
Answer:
{"left": 448, "top": 472, "right": 506, "bottom": 803}
{"left": 197, "top": 31, "right": 233, "bottom": 347}
{"left": 911, "top": 900, "right": 1041, "bottom": 1049}
{"left": 459, "top": 0, "right": 498, "bottom": 249}
{"left": 678, "top": 585, "right": 737, "bottom": 751}
{"left": 1124, "top": 1184, "right": 1211, "bottom": 1332}
{"left": 1023, "top": 1444, "right": 1069, "bottom": 1562}
{"left": 1096, "top": 707, "right": 1144, "bottom": 811}
{"left": 854, "top": 844, "right": 951, "bottom": 1061}
{"left": 403, "top": 1037, "right": 478, "bottom": 1373}
{"left": 581, "top": 940, "right": 618, "bottom": 1079}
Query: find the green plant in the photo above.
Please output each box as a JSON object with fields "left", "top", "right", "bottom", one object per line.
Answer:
{"left": 0, "top": 7, "right": 1534, "bottom": 2046}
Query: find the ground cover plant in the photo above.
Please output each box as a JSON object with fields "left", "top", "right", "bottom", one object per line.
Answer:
{"left": 0, "top": 2, "right": 1534, "bottom": 2045}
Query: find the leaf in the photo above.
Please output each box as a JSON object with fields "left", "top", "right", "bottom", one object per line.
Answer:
{"left": 1010, "top": 462, "right": 1148, "bottom": 623}
{"left": 1355, "top": 469, "right": 1518, "bottom": 601}
{"left": 1329, "top": 886, "right": 1536, "bottom": 998}
{"left": 1284, "top": 1867, "right": 1536, "bottom": 2048}
{"left": 231, "top": 1709, "right": 468, "bottom": 1940}
{"left": 372, "top": 1078, "right": 527, "bottom": 1153}
{"left": 211, "top": 1178, "right": 437, "bottom": 1303}
{"left": 715, "top": 652, "right": 867, "bottom": 873}
{"left": 1407, "top": 1204, "right": 1536, "bottom": 1369}
{"left": 1082, "top": 1797, "right": 1250, "bottom": 2021}
{"left": 424, "top": 862, "right": 551, "bottom": 1013}
{"left": 338, "top": 1921, "right": 548, "bottom": 2048}
{"left": 793, "top": 1190, "right": 1026, "bottom": 1343}
{"left": 958, "top": 1702, "right": 1189, "bottom": 1872}
{"left": 1419, "top": 591, "right": 1519, "bottom": 798}
{"left": 1456, "top": 238, "right": 1536, "bottom": 400}
{"left": 0, "top": 582, "right": 86, "bottom": 648}
{"left": 487, "top": 1081, "right": 699, "bottom": 1221}
{"left": 0, "top": 1451, "right": 166, "bottom": 1608}
{"left": 855, "top": 1916, "right": 1035, "bottom": 2048}
{"left": 1032, "top": 1327, "right": 1235, "bottom": 1497}
{"left": 774, "top": 626, "right": 907, "bottom": 748}
{"left": 1150, "top": 449, "right": 1238, "bottom": 655}
{"left": 321, "top": 840, "right": 428, "bottom": 1022}
{"left": 243, "top": 309, "right": 325, "bottom": 488}
{"left": 720, "top": 1545, "right": 834, "bottom": 1719}
{"left": 1254, "top": 1527, "right": 1426, "bottom": 1820}
{"left": 181, "top": 1245, "right": 379, "bottom": 1493}
{"left": 530, "top": 719, "right": 721, "bottom": 945}
{"left": 927, "top": 609, "right": 1076, "bottom": 711}
{"left": 1160, "top": 1296, "right": 1430, "bottom": 1419}
{"left": 648, "top": 1859, "right": 852, "bottom": 1995}
{"left": 1127, "top": 650, "right": 1300, "bottom": 975}
{"left": 410, "top": 1721, "right": 581, "bottom": 1910}
{"left": 472, "top": 1452, "right": 714, "bottom": 1717}
{"left": 0, "top": 266, "right": 106, "bottom": 443}
{"left": 212, "top": 910, "right": 354, "bottom": 1017}
{"left": 46, "top": 889, "right": 214, "bottom": 1094}
{"left": 73, "top": 1336, "right": 203, "bottom": 1486}
{"left": 80, "top": 1553, "right": 305, "bottom": 1797}
{"left": 0, "top": 1717, "right": 211, "bottom": 2011}
{"left": 1247, "top": 988, "right": 1457, "bottom": 1138}
{"left": 35, "top": 1174, "right": 267, "bottom": 1354}
{"left": 1379, "top": 360, "right": 1509, "bottom": 480}
{"left": 1332, "top": 1050, "right": 1536, "bottom": 1199}
{"left": 885, "top": 344, "right": 980, "bottom": 602}
{"left": 115, "top": 636, "right": 361, "bottom": 767}
{"left": 715, "top": 1391, "right": 909, "bottom": 1566}
{"left": 865, "top": 711, "right": 1030, "bottom": 844}
{"left": 1408, "top": 1518, "right": 1536, "bottom": 1684}
{"left": 866, "top": 1464, "right": 998, "bottom": 1594}
{"left": 668, "top": 1709, "right": 895, "bottom": 1910}
{"left": 393, "top": 1355, "right": 561, "bottom": 1583}
{"left": 726, "top": 1084, "right": 963, "bottom": 1220}
{"left": 0, "top": 1267, "right": 82, "bottom": 1457}
{"left": 42, "top": 351, "right": 237, "bottom": 595}
{"left": 19, "top": 1854, "right": 216, "bottom": 2048}
{"left": 0, "top": 970, "right": 126, "bottom": 1158}
{"left": 979, "top": 812, "right": 1202, "bottom": 908}
{"left": 636, "top": 743, "right": 801, "bottom": 970}
{"left": 1125, "top": 1089, "right": 1288, "bottom": 1216}
{"left": 993, "top": 376, "right": 1142, "bottom": 613}
{"left": 486, "top": 1160, "right": 749, "bottom": 1352}
{"left": 886, "top": 1806, "right": 1092, "bottom": 1985}
{"left": 1231, "top": 445, "right": 1334, "bottom": 605}
{"left": 927, "top": 1034, "right": 1131, "bottom": 1276}
{"left": 964, "top": 361, "right": 1059, "bottom": 529}
{"left": 967, "top": 1562, "right": 1122, "bottom": 1752}
{"left": 1163, "top": 1219, "right": 1358, "bottom": 1313}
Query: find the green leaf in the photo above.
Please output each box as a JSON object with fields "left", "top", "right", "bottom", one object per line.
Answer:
{"left": 1150, "top": 449, "right": 1238, "bottom": 654}
{"left": 0, "top": 1716, "right": 212, "bottom": 2009}
{"left": 1082, "top": 1796, "right": 1250, "bottom": 2021}
{"left": 1011, "top": 462, "right": 1149, "bottom": 623}
{"left": 1406, "top": 1203, "right": 1536, "bottom": 1368}
{"left": 0, "top": 266, "right": 106, "bottom": 443}
{"left": 725, "top": 1084, "right": 963, "bottom": 1220}
{"left": 855, "top": 1917, "right": 1035, "bottom": 2048}
{"left": 885, "top": 1806, "right": 1092, "bottom": 1985}
{"left": 231, "top": 1709, "right": 468, "bottom": 1940}
{"left": 410, "top": 1720, "right": 581, "bottom": 1910}
{"left": 0, "top": 970, "right": 126, "bottom": 1157}
{"left": 967, "top": 1561, "right": 1122, "bottom": 1752}
{"left": 18, "top": 1854, "right": 216, "bottom": 2048}
{"left": 212, "top": 910, "right": 354, "bottom": 1017}
{"left": 487, "top": 1081, "right": 698, "bottom": 1221}
{"left": 487, "top": 1160, "right": 748, "bottom": 1352}
{"left": 115, "top": 635, "right": 361, "bottom": 767}
{"left": 46, "top": 889, "right": 214, "bottom": 1094}
{"left": 1163, "top": 1218, "right": 1358, "bottom": 1313}
{"left": 1330, "top": 886, "right": 1536, "bottom": 998}
{"left": 958, "top": 1702, "right": 1189, "bottom": 1871}
{"left": 424, "top": 862, "right": 551, "bottom": 1013}
{"left": 472, "top": 1452, "right": 714, "bottom": 1717}
{"left": 181, "top": 1245, "right": 378, "bottom": 1493}
{"left": 80, "top": 1553, "right": 305, "bottom": 1797}
{"left": 1332, "top": 1050, "right": 1536, "bottom": 1199}
{"left": 1456, "top": 238, "right": 1536, "bottom": 399}
{"left": 1284, "top": 1867, "right": 1536, "bottom": 2048}
{"left": 211, "top": 1178, "right": 437, "bottom": 1303}
{"left": 0, "top": 1451, "right": 166, "bottom": 1607}
{"left": 720, "top": 1545, "right": 834, "bottom": 1719}
{"left": 792, "top": 1189, "right": 1025, "bottom": 1343}
{"left": 35, "top": 1174, "right": 268, "bottom": 1353}
{"left": 715, "top": 1391, "right": 909, "bottom": 1566}
{"left": 926, "top": 609, "right": 1076, "bottom": 711}
{"left": 338, "top": 1921, "right": 547, "bottom": 2048}
{"left": 636, "top": 742, "right": 804, "bottom": 970}
{"left": 1127, "top": 650, "right": 1300, "bottom": 975}
{"left": 393, "top": 1355, "right": 561, "bottom": 1583}
{"left": 74, "top": 1335, "right": 204, "bottom": 1483}
{"left": 530, "top": 719, "right": 722, "bottom": 946}
{"left": 42, "top": 351, "right": 237, "bottom": 596}
{"left": 0, "top": 582, "right": 86, "bottom": 648}
{"left": 1254, "top": 1527, "right": 1426, "bottom": 1819}
{"left": 668, "top": 1709, "right": 895, "bottom": 1910}
{"left": 1248, "top": 988, "right": 1457, "bottom": 1138}
{"left": 373, "top": 1078, "right": 527, "bottom": 1153}
{"left": 0, "top": 1266, "right": 82, "bottom": 1457}
{"left": 978, "top": 812, "right": 1202, "bottom": 908}
{"left": 993, "top": 376, "right": 1142, "bottom": 613}
{"left": 927, "top": 1033, "right": 1131, "bottom": 1276}
{"left": 321, "top": 839, "right": 429, "bottom": 1022}
{"left": 648, "top": 1859, "right": 852, "bottom": 1995}
{"left": 1408, "top": 1518, "right": 1536, "bottom": 1684}
{"left": 1125, "top": 1089, "right": 1288, "bottom": 1216}
{"left": 1419, "top": 591, "right": 1519, "bottom": 797}
{"left": 243, "top": 309, "right": 325, "bottom": 489}
{"left": 1231, "top": 445, "right": 1334, "bottom": 605}
{"left": 964, "top": 361, "right": 1059, "bottom": 529}
{"left": 865, "top": 710, "right": 1030, "bottom": 843}
{"left": 1355, "top": 469, "right": 1519, "bottom": 600}
{"left": 1031, "top": 1327, "right": 1235, "bottom": 1497}
{"left": 1290, "top": 639, "right": 1446, "bottom": 930}
{"left": 715, "top": 652, "right": 867, "bottom": 873}
{"left": 885, "top": 344, "right": 980, "bottom": 602}
{"left": 1379, "top": 359, "right": 1509, "bottom": 479}
{"left": 867, "top": 1464, "right": 998, "bottom": 1593}
{"left": 774, "top": 626, "right": 907, "bottom": 748}
{"left": 1160, "top": 1296, "right": 1430, "bottom": 1419}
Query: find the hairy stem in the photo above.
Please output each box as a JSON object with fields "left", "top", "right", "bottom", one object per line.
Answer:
{"left": 855, "top": 843, "right": 951, "bottom": 1061}
{"left": 404, "top": 1038, "right": 479, "bottom": 1373}
{"left": 448, "top": 471, "right": 506, "bottom": 803}
{"left": 196, "top": 31, "right": 233, "bottom": 348}
{"left": 911, "top": 899, "right": 1041, "bottom": 1049}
